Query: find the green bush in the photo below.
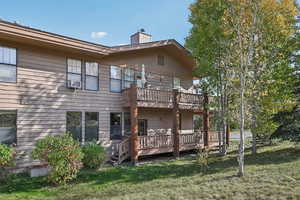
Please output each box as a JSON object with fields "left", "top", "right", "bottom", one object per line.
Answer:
{"left": 31, "top": 134, "right": 84, "bottom": 185}
{"left": 196, "top": 147, "right": 209, "bottom": 170}
{"left": 271, "top": 106, "right": 300, "bottom": 141}
{"left": 0, "top": 144, "right": 15, "bottom": 183}
{"left": 82, "top": 142, "right": 107, "bottom": 169}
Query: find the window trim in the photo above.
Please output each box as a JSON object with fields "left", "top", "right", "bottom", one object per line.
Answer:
{"left": 110, "top": 66, "right": 122, "bottom": 93}
{"left": 138, "top": 119, "right": 148, "bottom": 136}
{"left": 0, "top": 109, "right": 17, "bottom": 145}
{"left": 66, "top": 111, "right": 83, "bottom": 142}
{"left": 173, "top": 77, "right": 181, "bottom": 89}
{"left": 122, "top": 68, "right": 135, "bottom": 89}
{"left": 84, "top": 62, "right": 99, "bottom": 91}
{"left": 110, "top": 112, "right": 123, "bottom": 140}
{"left": 66, "top": 58, "right": 83, "bottom": 89}
{"left": 0, "top": 46, "right": 17, "bottom": 83}
{"left": 84, "top": 112, "right": 99, "bottom": 142}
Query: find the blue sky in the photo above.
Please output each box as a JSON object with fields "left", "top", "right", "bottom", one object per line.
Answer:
{"left": 0, "top": 0, "right": 194, "bottom": 46}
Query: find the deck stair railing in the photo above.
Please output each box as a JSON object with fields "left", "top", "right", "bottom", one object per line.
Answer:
{"left": 117, "top": 137, "right": 130, "bottom": 164}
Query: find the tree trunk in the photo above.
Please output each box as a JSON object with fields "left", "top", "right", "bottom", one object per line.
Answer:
{"left": 221, "top": 87, "right": 227, "bottom": 155}
{"left": 238, "top": 74, "right": 245, "bottom": 177}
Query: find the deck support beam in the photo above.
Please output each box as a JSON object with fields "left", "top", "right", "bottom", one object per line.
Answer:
{"left": 172, "top": 89, "right": 180, "bottom": 158}
{"left": 203, "top": 92, "right": 210, "bottom": 148}
{"left": 130, "top": 84, "right": 139, "bottom": 165}
{"left": 226, "top": 123, "right": 230, "bottom": 146}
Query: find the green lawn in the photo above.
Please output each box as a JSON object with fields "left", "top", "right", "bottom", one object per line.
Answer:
{"left": 1, "top": 141, "right": 300, "bottom": 200}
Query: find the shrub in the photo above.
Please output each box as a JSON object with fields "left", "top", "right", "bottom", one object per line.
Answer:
{"left": 31, "top": 134, "right": 84, "bottom": 185}
{"left": 271, "top": 106, "right": 300, "bottom": 142}
{"left": 0, "top": 144, "right": 15, "bottom": 183}
{"left": 82, "top": 142, "right": 107, "bottom": 169}
{"left": 196, "top": 147, "right": 209, "bottom": 170}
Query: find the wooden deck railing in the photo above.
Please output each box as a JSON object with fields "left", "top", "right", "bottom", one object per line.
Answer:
{"left": 139, "top": 135, "right": 173, "bottom": 150}
{"left": 179, "top": 93, "right": 203, "bottom": 105}
{"left": 136, "top": 88, "right": 173, "bottom": 104}
{"left": 209, "top": 132, "right": 219, "bottom": 143}
{"left": 122, "top": 87, "right": 203, "bottom": 109}
{"left": 179, "top": 132, "right": 203, "bottom": 145}
{"left": 138, "top": 132, "right": 205, "bottom": 150}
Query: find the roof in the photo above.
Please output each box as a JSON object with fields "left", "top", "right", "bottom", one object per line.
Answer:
{"left": 0, "top": 20, "right": 195, "bottom": 67}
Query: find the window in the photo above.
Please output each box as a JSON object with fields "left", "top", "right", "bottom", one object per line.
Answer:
{"left": 123, "top": 68, "right": 135, "bottom": 89}
{"left": 67, "top": 59, "right": 82, "bottom": 88}
{"left": 85, "top": 112, "right": 99, "bottom": 142}
{"left": 124, "top": 112, "right": 131, "bottom": 136}
{"left": 110, "top": 113, "right": 122, "bottom": 139}
{"left": 0, "top": 110, "right": 17, "bottom": 145}
{"left": 110, "top": 66, "right": 122, "bottom": 92}
{"left": 0, "top": 46, "right": 17, "bottom": 83}
{"left": 85, "top": 62, "right": 99, "bottom": 91}
{"left": 66, "top": 112, "right": 82, "bottom": 142}
{"left": 173, "top": 77, "right": 181, "bottom": 89}
{"left": 193, "top": 114, "right": 203, "bottom": 131}
{"left": 138, "top": 119, "right": 148, "bottom": 136}
{"left": 158, "top": 55, "right": 165, "bottom": 66}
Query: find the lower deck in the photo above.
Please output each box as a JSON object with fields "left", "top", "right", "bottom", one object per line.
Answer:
{"left": 116, "top": 131, "right": 221, "bottom": 164}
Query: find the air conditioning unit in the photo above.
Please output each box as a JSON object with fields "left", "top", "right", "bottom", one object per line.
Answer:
{"left": 67, "top": 80, "right": 81, "bottom": 89}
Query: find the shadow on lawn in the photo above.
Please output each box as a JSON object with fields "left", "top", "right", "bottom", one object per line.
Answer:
{"left": 0, "top": 146, "right": 299, "bottom": 194}
{"left": 77, "top": 145, "right": 300, "bottom": 186}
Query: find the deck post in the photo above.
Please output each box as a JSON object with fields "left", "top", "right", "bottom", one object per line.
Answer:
{"left": 226, "top": 123, "right": 230, "bottom": 146}
{"left": 203, "top": 92, "right": 210, "bottom": 148}
{"left": 130, "top": 84, "right": 139, "bottom": 165}
{"left": 172, "top": 89, "right": 180, "bottom": 158}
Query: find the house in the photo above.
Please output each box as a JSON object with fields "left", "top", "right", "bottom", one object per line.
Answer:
{"left": 0, "top": 20, "right": 220, "bottom": 169}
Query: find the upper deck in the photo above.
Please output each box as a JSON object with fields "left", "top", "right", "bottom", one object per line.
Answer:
{"left": 122, "top": 86, "right": 203, "bottom": 110}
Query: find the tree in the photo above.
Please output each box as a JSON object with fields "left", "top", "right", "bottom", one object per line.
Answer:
{"left": 246, "top": 0, "right": 298, "bottom": 154}
{"left": 186, "top": 0, "right": 299, "bottom": 176}
{"left": 186, "top": 0, "right": 231, "bottom": 155}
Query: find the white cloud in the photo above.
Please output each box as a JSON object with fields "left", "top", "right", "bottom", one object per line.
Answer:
{"left": 91, "top": 32, "right": 107, "bottom": 39}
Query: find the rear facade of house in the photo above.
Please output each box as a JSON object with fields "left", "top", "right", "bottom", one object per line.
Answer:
{"left": 0, "top": 21, "right": 218, "bottom": 169}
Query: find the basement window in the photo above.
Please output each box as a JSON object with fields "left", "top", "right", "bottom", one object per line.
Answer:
{"left": 85, "top": 112, "right": 99, "bottom": 142}
{"left": 66, "top": 111, "right": 82, "bottom": 142}
{"left": 0, "top": 110, "right": 17, "bottom": 145}
{"left": 0, "top": 46, "right": 17, "bottom": 83}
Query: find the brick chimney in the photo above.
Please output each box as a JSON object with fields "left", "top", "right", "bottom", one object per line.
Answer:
{"left": 130, "top": 29, "right": 152, "bottom": 45}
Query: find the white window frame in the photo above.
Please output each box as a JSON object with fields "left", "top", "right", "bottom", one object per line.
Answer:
{"left": 85, "top": 62, "right": 99, "bottom": 91}
{"left": 67, "top": 58, "right": 82, "bottom": 89}
{"left": 0, "top": 46, "right": 17, "bottom": 83}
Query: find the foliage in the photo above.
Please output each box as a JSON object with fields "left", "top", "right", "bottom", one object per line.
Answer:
{"left": 271, "top": 106, "right": 300, "bottom": 141}
{"left": 82, "top": 142, "right": 107, "bottom": 169}
{"left": 0, "top": 144, "right": 15, "bottom": 183}
{"left": 186, "top": 0, "right": 299, "bottom": 176}
{"left": 1, "top": 141, "right": 299, "bottom": 200}
{"left": 196, "top": 147, "right": 209, "bottom": 170}
{"left": 31, "top": 134, "right": 84, "bottom": 185}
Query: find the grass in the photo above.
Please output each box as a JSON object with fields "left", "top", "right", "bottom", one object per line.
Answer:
{"left": 0, "top": 141, "right": 299, "bottom": 200}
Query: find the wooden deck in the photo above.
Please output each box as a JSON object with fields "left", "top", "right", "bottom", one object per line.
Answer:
{"left": 122, "top": 87, "right": 203, "bottom": 110}
{"left": 138, "top": 132, "right": 219, "bottom": 156}
{"left": 116, "top": 132, "right": 220, "bottom": 164}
